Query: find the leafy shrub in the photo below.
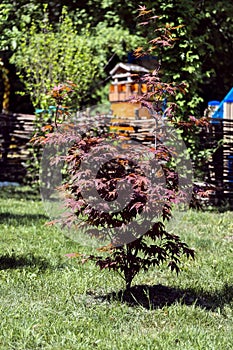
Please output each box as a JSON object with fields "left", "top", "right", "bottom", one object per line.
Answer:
{"left": 10, "top": 7, "right": 100, "bottom": 187}
{"left": 11, "top": 7, "right": 99, "bottom": 110}
{"left": 35, "top": 7, "right": 199, "bottom": 290}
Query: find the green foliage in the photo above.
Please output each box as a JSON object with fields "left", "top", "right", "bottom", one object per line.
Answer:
{"left": 143, "top": 0, "right": 233, "bottom": 114}
{"left": 76, "top": 0, "right": 233, "bottom": 114}
{"left": 11, "top": 8, "right": 99, "bottom": 110}
{"left": 2, "top": 0, "right": 232, "bottom": 115}
{"left": 10, "top": 4, "right": 142, "bottom": 108}
{"left": 92, "top": 22, "right": 142, "bottom": 66}
{"left": 0, "top": 0, "right": 41, "bottom": 51}
{"left": 10, "top": 7, "right": 100, "bottom": 187}
{"left": 9, "top": 5, "right": 141, "bottom": 186}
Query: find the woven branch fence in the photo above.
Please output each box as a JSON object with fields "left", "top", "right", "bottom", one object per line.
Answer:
{"left": 0, "top": 113, "right": 35, "bottom": 182}
{"left": 0, "top": 112, "right": 232, "bottom": 203}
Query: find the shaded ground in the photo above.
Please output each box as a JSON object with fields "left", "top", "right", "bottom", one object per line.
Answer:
{"left": 93, "top": 283, "right": 233, "bottom": 311}
{"left": 0, "top": 185, "right": 40, "bottom": 200}
{"left": 0, "top": 253, "right": 52, "bottom": 271}
{"left": 0, "top": 212, "right": 48, "bottom": 225}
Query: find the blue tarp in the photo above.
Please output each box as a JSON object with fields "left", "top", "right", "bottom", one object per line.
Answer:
{"left": 211, "top": 87, "right": 233, "bottom": 119}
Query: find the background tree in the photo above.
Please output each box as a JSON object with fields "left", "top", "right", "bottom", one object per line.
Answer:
{"left": 1, "top": 0, "right": 232, "bottom": 114}
{"left": 1, "top": 1, "right": 141, "bottom": 110}
{"left": 10, "top": 8, "right": 100, "bottom": 110}
{"left": 142, "top": 0, "right": 233, "bottom": 115}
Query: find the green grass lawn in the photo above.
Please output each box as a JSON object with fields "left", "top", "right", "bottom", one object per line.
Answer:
{"left": 0, "top": 186, "right": 233, "bottom": 350}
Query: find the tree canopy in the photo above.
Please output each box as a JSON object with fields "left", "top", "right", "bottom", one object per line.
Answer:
{"left": 0, "top": 0, "right": 232, "bottom": 114}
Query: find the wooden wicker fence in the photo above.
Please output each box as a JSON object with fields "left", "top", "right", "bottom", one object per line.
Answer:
{"left": 0, "top": 112, "right": 233, "bottom": 203}
{"left": 203, "top": 118, "right": 233, "bottom": 202}
{"left": 0, "top": 113, "right": 35, "bottom": 182}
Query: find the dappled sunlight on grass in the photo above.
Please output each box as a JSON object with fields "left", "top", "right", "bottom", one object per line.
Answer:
{"left": 0, "top": 186, "right": 233, "bottom": 349}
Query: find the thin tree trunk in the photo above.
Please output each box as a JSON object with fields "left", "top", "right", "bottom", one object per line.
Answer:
{"left": 125, "top": 270, "right": 133, "bottom": 290}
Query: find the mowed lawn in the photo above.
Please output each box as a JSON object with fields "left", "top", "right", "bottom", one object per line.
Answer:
{"left": 0, "top": 186, "right": 233, "bottom": 350}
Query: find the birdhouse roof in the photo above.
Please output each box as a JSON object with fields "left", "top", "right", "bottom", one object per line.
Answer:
{"left": 109, "top": 62, "right": 149, "bottom": 77}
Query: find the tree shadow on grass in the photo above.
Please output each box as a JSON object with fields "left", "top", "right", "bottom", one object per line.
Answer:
{"left": 94, "top": 283, "right": 233, "bottom": 311}
{"left": 0, "top": 253, "right": 52, "bottom": 271}
{"left": 0, "top": 186, "right": 40, "bottom": 201}
{"left": 0, "top": 212, "right": 48, "bottom": 226}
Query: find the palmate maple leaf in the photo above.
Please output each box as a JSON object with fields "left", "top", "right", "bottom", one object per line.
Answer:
{"left": 149, "top": 37, "right": 174, "bottom": 47}
{"left": 134, "top": 46, "right": 144, "bottom": 57}
{"left": 137, "top": 5, "right": 152, "bottom": 17}
{"left": 97, "top": 243, "right": 114, "bottom": 252}
{"left": 64, "top": 252, "right": 81, "bottom": 258}
{"left": 138, "top": 21, "right": 149, "bottom": 26}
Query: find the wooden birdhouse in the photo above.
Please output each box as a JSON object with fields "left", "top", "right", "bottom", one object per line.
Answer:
{"left": 109, "top": 62, "right": 150, "bottom": 119}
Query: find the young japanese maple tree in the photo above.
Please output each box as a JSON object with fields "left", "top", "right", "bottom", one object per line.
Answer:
{"left": 37, "top": 6, "right": 196, "bottom": 290}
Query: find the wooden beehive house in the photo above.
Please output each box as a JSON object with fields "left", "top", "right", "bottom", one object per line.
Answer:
{"left": 109, "top": 62, "right": 150, "bottom": 119}
{"left": 108, "top": 62, "right": 155, "bottom": 142}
